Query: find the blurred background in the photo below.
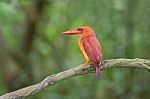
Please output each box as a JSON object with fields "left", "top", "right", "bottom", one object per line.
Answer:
{"left": 0, "top": 0, "right": 150, "bottom": 99}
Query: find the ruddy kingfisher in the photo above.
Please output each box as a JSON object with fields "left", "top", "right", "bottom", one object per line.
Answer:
{"left": 63, "top": 26, "right": 102, "bottom": 79}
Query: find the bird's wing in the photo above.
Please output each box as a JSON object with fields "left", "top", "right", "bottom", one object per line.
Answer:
{"left": 82, "top": 36, "right": 102, "bottom": 64}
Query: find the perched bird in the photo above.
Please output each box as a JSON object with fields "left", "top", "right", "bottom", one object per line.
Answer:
{"left": 63, "top": 26, "right": 102, "bottom": 79}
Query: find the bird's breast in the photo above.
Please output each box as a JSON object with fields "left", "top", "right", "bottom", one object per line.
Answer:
{"left": 79, "top": 37, "right": 90, "bottom": 61}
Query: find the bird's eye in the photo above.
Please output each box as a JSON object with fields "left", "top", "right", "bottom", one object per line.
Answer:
{"left": 77, "top": 28, "right": 83, "bottom": 31}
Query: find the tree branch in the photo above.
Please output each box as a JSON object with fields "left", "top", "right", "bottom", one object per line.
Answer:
{"left": 0, "top": 58, "right": 150, "bottom": 99}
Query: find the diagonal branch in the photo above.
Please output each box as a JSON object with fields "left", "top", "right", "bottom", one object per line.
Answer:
{"left": 0, "top": 58, "right": 150, "bottom": 99}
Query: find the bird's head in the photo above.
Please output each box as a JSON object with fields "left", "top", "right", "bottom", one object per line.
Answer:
{"left": 63, "top": 26, "right": 95, "bottom": 37}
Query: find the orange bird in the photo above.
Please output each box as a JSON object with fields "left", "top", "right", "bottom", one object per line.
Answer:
{"left": 63, "top": 26, "right": 102, "bottom": 79}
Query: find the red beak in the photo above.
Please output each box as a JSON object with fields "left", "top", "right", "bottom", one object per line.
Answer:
{"left": 63, "top": 30, "right": 81, "bottom": 35}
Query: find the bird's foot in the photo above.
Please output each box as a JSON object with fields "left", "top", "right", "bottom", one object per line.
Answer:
{"left": 80, "top": 62, "right": 89, "bottom": 69}
{"left": 80, "top": 62, "right": 88, "bottom": 66}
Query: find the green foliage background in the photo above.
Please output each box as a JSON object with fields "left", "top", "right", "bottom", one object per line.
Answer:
{"left": 0, "top": 0, "right": 150, "bottom": 99}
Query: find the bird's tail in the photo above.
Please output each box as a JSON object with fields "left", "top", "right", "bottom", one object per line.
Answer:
{"left": 96, "top": 64, "right": 100, "bottom": 80}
